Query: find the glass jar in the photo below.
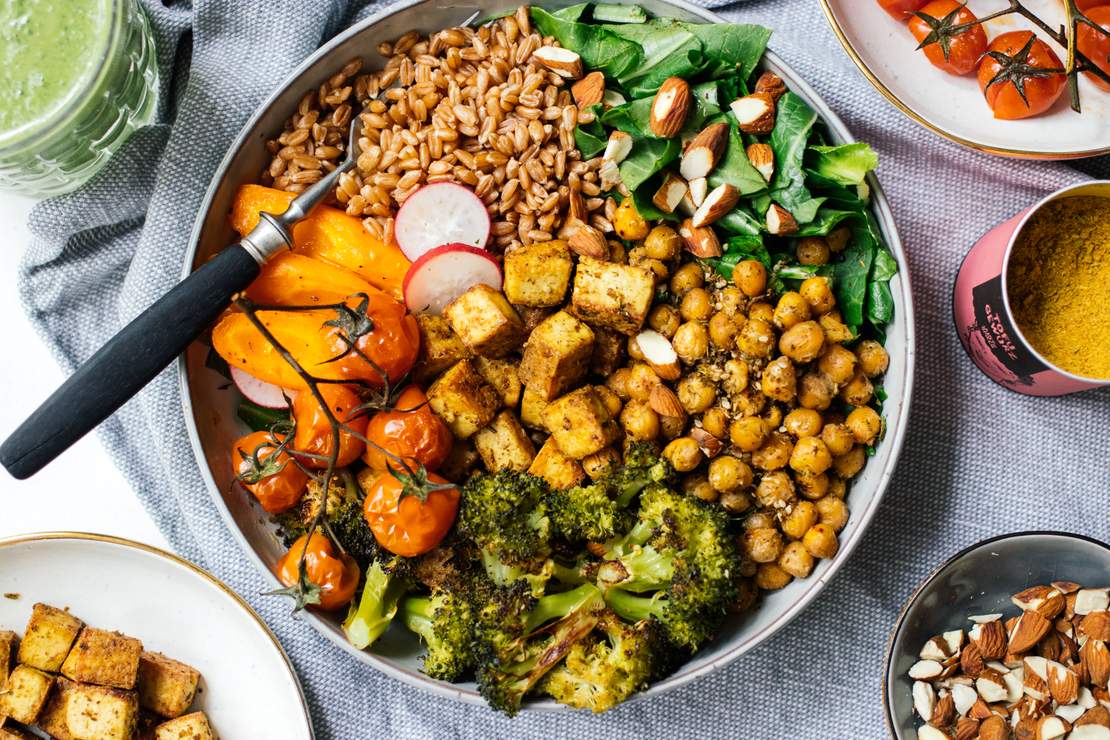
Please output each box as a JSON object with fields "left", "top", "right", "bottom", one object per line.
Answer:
{"left": 0, "top": 0, "right": 159, "bottom": 197}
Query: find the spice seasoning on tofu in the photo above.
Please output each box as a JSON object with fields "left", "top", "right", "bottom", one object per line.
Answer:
{"left": 1007, "top": 196, "right": 1110, "bottom": 379}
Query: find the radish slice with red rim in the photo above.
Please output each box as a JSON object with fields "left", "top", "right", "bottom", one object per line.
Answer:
{"left": 231, "top": 367, "right": 291, "bottom": 409}
{"left": 394, "top": 182, "right": 491, "bottom": 261}
{"left": 403, "top": 243, "right": 502, "bottom": 315}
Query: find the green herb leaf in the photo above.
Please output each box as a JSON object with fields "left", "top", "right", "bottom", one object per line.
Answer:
{"left": 703, "top": 234, "right": 770, "bottom": 277}
{"left": 808, "top": 143, "right": 879, "bottom": 186}
{"left": 553, "top": 3, "right": 590, "bottom": 21}
{"left": 619, "top": 137, "right": 680, "bottom": 192}
{"left": 592, "top": 3, "right": 648, "bottom": 23}
{"left": 707, "top": 114, "right": 768, "bottom": 196}
{"left": 681, "top": 22, "right": 772, "bottom": 80}
{"left": 574, "top": 104, "right": 609, "bottom": 158}
{"left": 768, "top": 92, "right": 820, "bottom": 222}
{"left": 604, "top": 19, "right": 704, "bottom": 95}
{"left": 530, "top": 6, "right": 644, "bottom": 79}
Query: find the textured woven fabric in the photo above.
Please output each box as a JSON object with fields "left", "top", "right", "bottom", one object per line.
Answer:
{"left": 18, "top": 0, "right": 1110, "bottom": 737}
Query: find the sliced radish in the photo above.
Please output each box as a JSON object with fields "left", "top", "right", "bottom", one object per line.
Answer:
{"left": 403, "top": 243, "right": 502, "bottom": 315}
{"left": 394, "top": 182, "right": 490, "bottom": 261}
{"left": 231, "top": 366, "right": 291, "bottom": 409}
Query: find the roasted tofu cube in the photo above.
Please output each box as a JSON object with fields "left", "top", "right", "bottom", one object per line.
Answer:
{"left": 528, "top": 437, "right": 586, "bottom": 489}
{"left": 437, "top": 440, "right": 480, "bottom": 483}
{"left": 542, "top": 386, "right": 621, "bottom": 459}
{"left": 0, "top": 665, "right": 54, "bottom": 724}
{"left": 18, "top": 604, "right": 82, "bottom": 672}
{"left": 136, "top": 653, "right": 199, "bottom": 719}
{"left": 63, "top": 683, "right": 139, "bottom": 740}
{"left": 0, "top": 631, "right": 16, "bottom": 689}
{"left": 590, "top": 327, "right": 626, "bottom": 377}
{"left": 519, "top": 387, "right": 549, "bottom": 430}
{"left": 37, "top": 676, "right": 76, "bottom": 740}
{"left": 60, "top": 627, "right": 143, "bottom": 690}
{"left": 154, "top": 711, "right": 217, "bottom": 740}
{"left": 426, "top": 359, "right": 502, "bottom": 439}
{"left": 443, "top": 284, "right": 525, "bottom": 358}
{"left": 503, "top": 239, "right": 574, "bottom": 307}
{"left": 412, "top": 314, "right": 469, "bottom": 383}
{"left": 474, "top": 411, "right": 536, "bottom": 472}
{"left": 570, "top": 256, "right": 655, "bottom": 335}
{"left": 519, "top": 311, "right": 595, "bottom": 401}
{"left": 475, "top": 356, "right": 522, "bottom": 408}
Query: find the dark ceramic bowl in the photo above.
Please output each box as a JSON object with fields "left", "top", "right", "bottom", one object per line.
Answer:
{"left": 884, "top": 531, "right": 1110, "bottom": 738}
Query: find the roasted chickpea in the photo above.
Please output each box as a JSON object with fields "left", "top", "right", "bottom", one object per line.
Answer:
{"left": 778, "top": 541, "right": 815, "bottom": 578}
{"left": 827, "top": 225, "right": 850, "bottom": 253}
{"left": 744, "top": 511, "right": 776, "bottom": 530}
{"left": 608, "top": 240, "right": 627, "bottom": 264}
{"left": 644, "top": 225, "right": 681, "bottom": 260}
{"left": 722, "top": 358, "right": 750, "bottom": 394}
{"left": 748, "top": 302, "right": 774, "bottom": 324}
{"left": 701, "top": 407, "right": 730, "bottom": 440}
{"left": 680, "top": 287, "right": 712, "bottom": 322}
{"left": 659, "top": 413, "right": 686, "bottom": 440}
{"left": 773, "top": 291, "right": 811, "bottom": 330}
{"left": 817, "top": 344, "right": 858, "bottom": 386}
{"left": 718, "top": 286, "right": 744, "bottom": 316}
{"left": 751, "top": 432, "right": 793, "bottom": 471}
{"left": 732, "top": 388, "right": 766, "bottom": 418}
{"left": 799, "top": 276, "right": 836, "bottom": 314}
{"left": 779, "top": 321, "right": 825, "bottom": 364}
{"left": 648, "top": 304, "right": 681, "bottom": 338}
{"left": 846, "top": 406, "right": 882, "bottom": 445}
{"left": 673, "top": 322, "right": 709, "bottom": 364}
{"left": 683, "top": 474, "right": 717, "bottom": 503}
{"left": 840, "top": 371, "right": 874, "bottom": 407}
{"left": 760, "top": 357, "right": 796, "bottom": 403}
{"left": 708, "top": 311, "right": 737, "bottom": 349}
{"left": 720, "top": 490, "right": 753, "bottom": 514}
{"left": 856, "top": 339, "right": 890, "bottom": 378}
{"left": 736, "top": 317, "right": 774, "bottom": 358}
{"left": 742, "top": 527, "right": 784, "bottom": 563}
{"left": 795, "top": 472, "right": 829, "bottom": 500}
{"left": 816, "top": 496, "right": 849, "bottom": 532}
{"left": 763, "top": 404, "right": 783, "bottom": 429}
{"left": 820, "top": 423, "right": 855, "bottom": 456}
{"left": 819, "top": 313, "right": 854, "bottom": 343}
{"left": 780, "top": 500, "right": 818, "bottom": 539}
{"left": 789, "top": 437, "right": 832, "bottom": 476}
{"left": 795, "top": 236, "right": 830, "bottom": 266}
{"left": 642, "top": 258, "right": 670, "bottom": 283}
{"left": 783, "top": 409, "right": 823, "bottom": 438}
{"left": 669, "top": 261, "right": 704, "bottom": 295}
{"left": 607, "top": 367, "right": 633, "bottom": 399}
{"left": 583, "top": 447, "right": 620, "bottom": 479}
{"left": 621, "top": 399, "right": 660, "bottom": 441}
{"left": 708, "top": 455, "right": 752, "bottom": 494}
{"left": 755, "top": 563, "right": 793, "bottom": 590}
{"left": 662, "top": 437, "right": 703, "bottom": 473}
{"left": 755, "top": 471, "right": 796, "bottom": 509}
{"left": 613, "top": 197, "right": 649, "bottom": 240}
{"left": 594, "top": 386, "right": 623, "bottom": 418}
{"left": 798, "top": 371, "right": 836, "bottom": 411}
{"left": 832, "top": 445, "right": 866, "bottom": 479}
{"left": 733, "top": 259, "right": 767, "bottom": 297}
{"left": 627, "top": 334, "right": 646, "bottom": 361}
{"left": 627, "top": 363, "right": 661, "bottom": 401}
{"left": 827, "top": 476, "right": 847, "bottom": 500}
{"left": 729, "top": 416, "right": 768, "bottom": 452}
{"left": 677, "top": 374, "right": 716, "bottom": 414}
{"left": 802, "top": 523, "right": 839, "bottom": 559}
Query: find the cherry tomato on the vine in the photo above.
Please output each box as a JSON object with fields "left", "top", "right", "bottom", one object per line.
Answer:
{"left": 362, "top": 386, "right": 452, "bottom": 473}
{"left": 978, "top": 31, "right": 1066, "bottom": 120}
{"left": 1078, "top": 6, "right": 1110, "bottom": 92}
{"left": 909, "top": 0, "right": 988, "bottom": 76}
{"left": 291, "top": 383, "right": 368, "bottom": 468}
{"left": 362, "top": 469, "right": 459, "bottom": 557}
{"left": 276, "top": 532, "right": 360, "bottom": 611}
{"left": 233, "top": 430, "right": 307, "bottom": 513}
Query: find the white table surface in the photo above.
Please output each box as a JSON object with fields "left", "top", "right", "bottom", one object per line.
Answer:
{"left": 0, "top": 195, "right": 167, "bottom": 549}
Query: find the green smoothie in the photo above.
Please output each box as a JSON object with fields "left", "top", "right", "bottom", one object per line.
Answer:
{"left": 0, "top": 0, "right": 113, "bottom": 140}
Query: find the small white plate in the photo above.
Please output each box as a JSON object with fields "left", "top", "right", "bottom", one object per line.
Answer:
{"left": 821, "top": 0, "right": 1110, "bottom": 159}
{"left": 0, "top": 533, "right": 313, "bottom": 739}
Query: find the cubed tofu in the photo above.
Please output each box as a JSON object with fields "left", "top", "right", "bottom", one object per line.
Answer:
{"left": 527, "top": 437, "right": 586, "bottom": 489}
{"left": 426, "top": 359, "right": 502, "bottom": 439}
{"left": 154, "top": 711, "right": 217, "bottom": 740}
{"left": 473, "top": 411, "right": 536, "bottom": 472}
{"left": 0, "top": 665, "right": 54, "bottom": 724}
{"left": 437, "top": 440, "right": 480, "bottom": 483}
{"left": 412, "top": 314, "right": 469, "bottom": 383}
{"left": 474, "top": 356, "right": 522, "bottom": 408}
{"left": 443, "top": 284, "right": 525, "bottom": 358}
{"left": 590, "top": 327, "right": 626, "bottom": 377}
{"left": 18, "top": 604, "right": 83, "bottom": 672}
{"left": 0, "top": 631, "right": 16, "bottom": 688}
{"left": 519, "top": 387, "right": 549, "bottom": 430}
{"left": 570, "top": 256, "right": 655, "bottom": 335}
{"left": 503, "top": 239, "right": 574, "bottom": 307}
{"left": 60, "top": 627, "right": 143, "bottom": 690}
{"left": 541, "top": 386, "right": 621, "bottom": 459}
{"left": 63, "top": 683, "right": 139, "bottom": 740}
{"left": 38, "top": 676, "right": 76, "bottom": 740}
{"left": 519, "top": 311, "right": 595, "bottom": 401}
{"left": 136, "top": 652, "right": 199, "bottom": 719}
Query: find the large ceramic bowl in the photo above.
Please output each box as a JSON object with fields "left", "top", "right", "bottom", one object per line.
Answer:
{"left": 180, "top": 0, "right": 917, "bottom": 710}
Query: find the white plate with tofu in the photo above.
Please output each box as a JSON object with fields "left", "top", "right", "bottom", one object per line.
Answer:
{"left": 0, "top": 533, "right": 313, "bottom": 739}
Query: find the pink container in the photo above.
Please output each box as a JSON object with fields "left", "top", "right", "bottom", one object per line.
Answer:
{"left": 954, "top": 181, "right": 1110, "bottom": 397}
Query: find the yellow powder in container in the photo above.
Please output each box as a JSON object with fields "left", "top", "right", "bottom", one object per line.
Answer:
{"left": 1006, "top": 196, "right": 1110, "bottom": 380}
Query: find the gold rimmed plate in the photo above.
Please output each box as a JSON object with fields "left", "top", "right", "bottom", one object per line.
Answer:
{"left": 820, "top": 0, "right": 1110, "bottom": 159}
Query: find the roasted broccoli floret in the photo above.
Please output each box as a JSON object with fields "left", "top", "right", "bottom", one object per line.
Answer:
{"left": 475, "top": 582, "right": 606, "bottom": 716}
{"left": 400, "top": 588, "right": 480, "bottom": 682}
{"left": 276, "top": 473, "right": 379, "bottom": 567}
{"left": 342, "top": 559, "right": 409, "bottom": 650}
{"left": 598, "top": 486, "right": 739, "bottom": 652}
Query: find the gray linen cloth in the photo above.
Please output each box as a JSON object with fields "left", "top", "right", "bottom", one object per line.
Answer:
{"left": 18, "top": 0, "right": 1110, "bottom": 737}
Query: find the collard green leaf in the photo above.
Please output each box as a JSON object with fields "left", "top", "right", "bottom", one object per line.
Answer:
{"left": 604, "top": 19, "right": 704, "bottom": 95}
{"left": 681, "top": 22, "right": 772, "bottom": 80}
{"left": 715, "top": 204, "right": 765, "bottom": 236}
{"left": 768, "top": 92, "right": 819, "bottom": 221}
{"left": 593, "top": 3, "right": 648, "bottom": 23}
{"left": 795, "top": 207, "right": 856, "bottom": 236}
{"left": 530, "top": 7, "right": 644, "bottom": 79}
{"left": 553, "top": 3, "right": 590, "bottom": 21}
{"left": 829, "top": 237, "right": 873, "bottom": 330}
{"left": 808, "top": 142, "right": 879, "bottom": 186}
{"left": 619, "top": 137, "right": 680, "bottom": 192}
{"left": 707, "top": 114, "right": 768, "bottom": 196}
{"left": 574, "top": 105, "right": 608, "bottom": 158}
{"left": 600, "top": 79, "right": 720, "bottom": 138}
{"left": 704, "top": 235, "right": 770, "bottom": 277}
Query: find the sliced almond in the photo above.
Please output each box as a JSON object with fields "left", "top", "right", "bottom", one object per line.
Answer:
{"left": 977, "top": 669, "right": 1010, "bottom": 703}
{"left": 1080, "top": 639, "right": 1110, "bottom": 687}
{"left": 1076, "top": 705, "right": 1110, "bottom": 727}
{"left": 1035, "top": 715, "right": 1070, "bottom": 740}
{"left": 1011, "top": 611, "right": 1053, "bottom": 654}
{"left": 602, "top": 89, "right": 626, "bottom": 108}
{"left": 1057, "top": 703, "right": 1088, "bottom": 723}
{"left": 1080, "top": 611, "right": 1110, "bottom": 641}
{"left": 648, "top": 384, "right": 685, "bottom": 419}
{"left": 970, "top": 698, "right": 995, "bottom": 720}
{"left": 931, "top": 691, "right": 957, "bottom": 727}
{"left": 679, "top": 123, "right": 729, "bottom": 181}
{"left": 1024, "top": 661, "right": 1050, "bottom": 702}
{"left": 1025, "top": 655, "right": 1050, "bottom": 682}
{"left": 970, "top": 613, "right": 1006, "bottom": 624}
{"left": 955, "top": 717, "right": 980, "bottom": 740}
{"left": 691, "top": 183, "right": 739, "bottom": 228}
{"left": 1053, "top": 581, "right": 1083, "bottom": 595}
{"left": 1014, "top": 586, "right": 1066, "bottom": 620}
{"left": 677, "top": 218, "right": 721, "bottom": 258}
{"left": 961, "top": 643, "right": 985, "bottom": 677}
{"left": 754, "top": 70, "right": 787, "bottom": 103}
{"left": 649, "top": 77, "right": 691, "bottom": 138}
{"left": 532, "top": 46, "right": 583, "bottom": 79}
{"left": 765, "top": 202, "right": 799, "bottom": 236}
{"left": 1080, "top": 687, "right": 1101, "bottom": 710}
{"left": 978, "top": 715, "right": 1010, "bottom": 740}
{"left": 688, "top": 427, "right": 723, "bottom": 458}
{"left": 1069, "top": 726, "right": 1110, "bottom": 740}
{"left": 910, "top": 659, "right": 946, "bottom": 680}
{"left": 914, "top": 679, "right": 937, "bottom": 720}
{"left": 652, "top": 173, "right": 688, "bottom": 214}
{"left": 922, "top": 636, "right": 954, "bottom": 662}
{"left": 567, "top": 220, "right": 609, "bottom": 260}
{"left": 747, "top": 142, "right": 774, "bottom": 182}
{"left": 953, "top": 682, "right": 979, "bottom": 716}
{"left": 603, "top": 130, "right": 633, "bottom": 165}
{"left": 1002, "top": 669, "right": 1024, "bottom": 703}
{"left": 1048, "top": 660, "right": 1080, "bottom": 705}
{"left": 678, "top": 177, "right": 708, "bottom": 215}
{"left": 1076, "top": 590, "right": 1110, "bottom": 616}
{"left": 730, "top": 92, "right": 776, "bottom": 135}
{"left": 598, "top": 158, "right": 622, "bottom": 191}
{"left": 917, "top": 726, "right": 952, "bottom": 740}
{"left": 635, "top": 330, "right": 682, "bottom": 381}
{"left": 571, "top": 71, "right": 605, "bottom": 108}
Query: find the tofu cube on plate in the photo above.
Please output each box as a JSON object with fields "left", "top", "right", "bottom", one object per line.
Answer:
{"left": 519, "top": 310, "right": 595, "bottom": 401}
{"left": 427, "top": 359, "right": 502, "bottom": 439}
{"left": 17, "top": 604, "right": 82, "bottom": 672}
{"left": 443, "top": 284, "right": 524, "bottom": 358}
{"left": 61, "top": 627, "right": 143, "bottom": 690}
{"left": 541, "top": 386, "right": 621, "bottom": 459}
{"left": 136, "top": 652, "right": 199, "bottom": 719}
{"left": 570, "top": 256, "right": 654, "bottom": 335}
